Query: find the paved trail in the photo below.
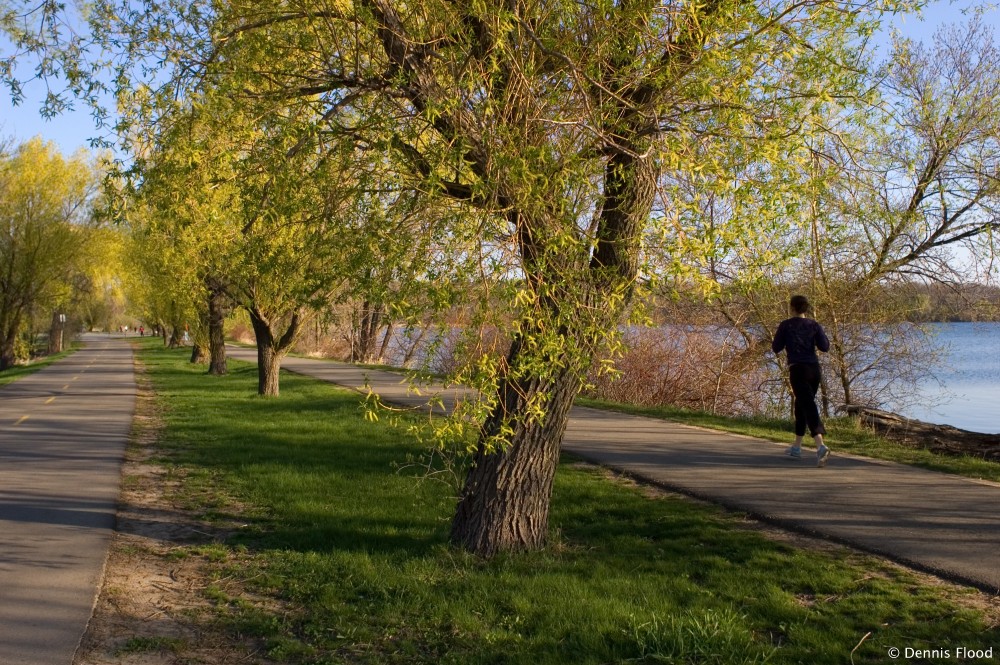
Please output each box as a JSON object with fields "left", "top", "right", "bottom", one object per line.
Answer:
{"left": 0, "top": 335, "right": 134, "bottom": 665}
{"left": 228, "top": 345, "right": 1000, "bottom": 593}
{"left": 4, "top": 337, "right": 994, "bottom": 664}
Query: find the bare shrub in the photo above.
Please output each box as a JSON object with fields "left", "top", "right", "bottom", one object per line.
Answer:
{"left": 227, "top": 321, "right": 255, "bottom": 345}
{"left": 585, "top": 327, "right": 778, "bottom": 416}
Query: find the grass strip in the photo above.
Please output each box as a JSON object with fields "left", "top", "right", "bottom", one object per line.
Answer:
{"left": 0, "top": 343, "right": 81, "bottom": 386}
{"left": 139, "top": 341, "right": 999, "bottom": 664}
{"left": 576, "top": 397, "right": 1000, "bottom": 484}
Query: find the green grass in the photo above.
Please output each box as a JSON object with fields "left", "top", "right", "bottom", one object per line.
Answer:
{"left": 114, "top": 636, "right": 184, "bottom": 655}
{"left": 0, "top": 343, "right": 81, "bottom": 386}
{"left": 576, "top": 397, "right": 1000, "bottom": 484}
{"left": 139, "top": 341, "right": 999, "bottom": 664}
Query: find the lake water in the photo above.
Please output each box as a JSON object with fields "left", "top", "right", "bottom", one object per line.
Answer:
{"left": 899, "top": 322, "right": 1000, "bottom": 434}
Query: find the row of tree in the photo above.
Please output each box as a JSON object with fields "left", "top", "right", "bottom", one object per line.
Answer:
{"left": 3, "top": 1, "right": 999, "bottom": 558}
{"left": 0, "top": 137, "right": 121, "bottom": 370}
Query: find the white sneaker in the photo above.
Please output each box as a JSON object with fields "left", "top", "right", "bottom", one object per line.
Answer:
{"left": 816, "top": 444, "right": 831, "bottom": 468}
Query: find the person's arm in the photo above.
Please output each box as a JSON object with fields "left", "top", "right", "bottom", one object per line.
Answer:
{"left": 771, "top": 321, "right": 786, "bottom": 354}
{"left": 815, "top": 322, "right": 830, "bottom": 353}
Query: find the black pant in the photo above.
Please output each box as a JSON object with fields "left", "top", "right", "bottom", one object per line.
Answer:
{"left": 789, "top": 363, "right": 826, "bottom": 437}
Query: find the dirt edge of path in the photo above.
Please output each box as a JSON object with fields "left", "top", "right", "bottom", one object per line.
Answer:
{"left": 74, "top": 355, "right": 999, "bottom": 664}
{"left": 73, "top": 355, "right": 279, "bottom": 665}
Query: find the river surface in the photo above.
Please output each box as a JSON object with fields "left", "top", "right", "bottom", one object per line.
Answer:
{"left": 898, "top": 322, "right": 1000, "bottom": 434}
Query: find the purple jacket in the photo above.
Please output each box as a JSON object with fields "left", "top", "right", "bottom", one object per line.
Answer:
{"left": 772, "top": 317, "right": 830, "bottom": 365}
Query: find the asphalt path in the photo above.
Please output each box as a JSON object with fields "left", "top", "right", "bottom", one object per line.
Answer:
{"left": 0, "top": 334, "right": 134, "bottom": 665}
{"left": 229, "top": 345, "right": 1000, "bottom": 593}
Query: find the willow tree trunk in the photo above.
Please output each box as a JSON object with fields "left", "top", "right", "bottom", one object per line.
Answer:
{"left": 355, "top": 300, "right": 384, "bottom": 363}
{"left": 190, "top": 343, "right": 209, "bottom": 364}
{"left": 249, "top": 315, "right": 280, "bottom": 396}
{"left": 207, "top": 280, "right": 228, "bottom": 375}
{"left": 448, "top": 146, "right": 655, "bottom": 557}
{"left": 168, "top": 325, "right": 183, "bottom": 349}
{"left": 450, "top": 336, "right": 582, "bottom": 556}
{"left": 248, "top": 308, "right": 302, "bottom": 397}
{"left": 256, "top": 337, "right": 281, "bottom": 396}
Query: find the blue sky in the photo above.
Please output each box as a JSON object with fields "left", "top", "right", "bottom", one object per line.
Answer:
{"left": 1, "top": 1, "right": 997, "bottom": 155}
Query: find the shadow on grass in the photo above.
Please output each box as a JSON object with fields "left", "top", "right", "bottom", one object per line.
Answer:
{"left": 148, "top": 361, "right": 450, "bottom": 558}
{"left": 138, "top": 346, "right": 1000, "bottom": 665}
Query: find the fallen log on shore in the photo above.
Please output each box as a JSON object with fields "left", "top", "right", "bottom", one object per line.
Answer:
{"left": 844, "top": 406, "right": 1000, "bottom": 462}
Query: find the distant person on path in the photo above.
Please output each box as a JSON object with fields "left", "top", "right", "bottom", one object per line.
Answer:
{"left": 772, "top": 294, "right": 831, "bottom": 467}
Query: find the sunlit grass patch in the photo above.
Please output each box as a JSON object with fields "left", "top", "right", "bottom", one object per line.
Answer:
{"left": 139, "top": 343, "right": 1000, "bottom": 664}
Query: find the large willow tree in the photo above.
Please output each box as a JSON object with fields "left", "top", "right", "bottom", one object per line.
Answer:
{"left": 4, "top": 0, "right": 912, "bottom": 556}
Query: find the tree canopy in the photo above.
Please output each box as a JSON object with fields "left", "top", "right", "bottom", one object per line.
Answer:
{"left": 0, "top": 137, "right": 102, "bottom": 368}
{"left": 3, "top": 0, "right": 942, "bottom": 556}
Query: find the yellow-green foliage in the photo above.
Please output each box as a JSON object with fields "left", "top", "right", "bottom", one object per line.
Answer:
{"left": 0, "top": 137, "right": 101, "bottom": 366}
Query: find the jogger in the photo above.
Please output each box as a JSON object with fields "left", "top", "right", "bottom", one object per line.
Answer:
{"left": 772, "top": 295, "right": 831, "bottom": 467}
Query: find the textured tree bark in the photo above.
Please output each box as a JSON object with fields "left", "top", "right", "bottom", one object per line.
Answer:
{"left": 256, "top": 338, "right": 281, "bottom": 396}
{"left": 450, "top": 336, "right": 581, "bottom": 556}
{"left": 207, "top": 279, "right": 228, "bottom": 375}
{"left": 190, "top": 343, "right": 209, "bottom": 364}
{"left": 248, "top": 307, "right": 302, "bottom": 397}
{"left": 249, "top": 313, "right": 280, "bottom": 396}
{"left": 355, "top": 300, "right": 384, "bottom": 363}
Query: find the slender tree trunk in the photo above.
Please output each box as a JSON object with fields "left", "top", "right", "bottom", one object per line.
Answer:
{"left": 378, "top": 321, "right": 394, "bottom": 361}
{"left": 451, "top": 336, "right": 582, "bottom": 556}
{"left": 207, "top": 279, "right": 228, "bottom": 375}
{"left": 819, "top": 371, "right": 832, "bottom": 418}
{"left": 354, "top": 300, "right": 384, "bottom": 363}
{"left": 401, "top": 325, "right": 428, "bottom": 366}
{"left": 47, "top": 311, "right": 64, "bottom": 354}
{"left": 168, "top": 325, "right": 183, "bottom": 349}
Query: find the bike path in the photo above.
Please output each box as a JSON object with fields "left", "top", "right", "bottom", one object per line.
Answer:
{"left": 0, "top": 335, "right": 135, "bottom": 665}
{"left": 228, "top": 346, "right": 1000, "bottom": 593}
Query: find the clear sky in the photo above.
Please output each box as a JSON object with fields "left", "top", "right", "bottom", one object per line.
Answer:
{"left": 1, "top": 1, "right": 998, "bottom": 156}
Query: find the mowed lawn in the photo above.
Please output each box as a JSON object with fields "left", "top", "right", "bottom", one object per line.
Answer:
{"left": 138, "top": 342, "right": 999, "bottom": 664}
